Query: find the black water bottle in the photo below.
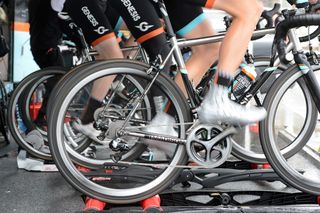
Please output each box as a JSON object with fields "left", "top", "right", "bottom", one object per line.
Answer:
{"left": 232, "top": 63, "right": 257, "bottom": 99}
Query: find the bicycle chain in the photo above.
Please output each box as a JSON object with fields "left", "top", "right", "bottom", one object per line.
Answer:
{"left": 115, "top": 160, "right": 217, "bottom": 169}
{"left": 123, "top": 121, "right": 195, "bottom": 130}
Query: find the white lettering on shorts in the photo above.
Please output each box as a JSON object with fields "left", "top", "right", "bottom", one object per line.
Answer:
{"left": 81, "top": 6, "right": 99, "bottom": 27}
{"left": 121, "top": 0, "right": 141, "bottom": 21}
{"left": 135, "top": 22, "right": 154, "bottom": 32}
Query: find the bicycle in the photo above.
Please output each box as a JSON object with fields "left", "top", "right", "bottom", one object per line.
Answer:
{"left": 65, "top": 7, "right": 318, "bottom": 167}
{"left": 46, "top": 1, "right": 320, "bottom": 202}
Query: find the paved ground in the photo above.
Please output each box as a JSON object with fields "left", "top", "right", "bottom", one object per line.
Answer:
{"left": 0, "top": 144, "right": 84, "bottom": 213}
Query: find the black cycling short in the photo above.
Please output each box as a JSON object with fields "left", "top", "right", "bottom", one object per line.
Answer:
{"left": 63, "top": 0, "right": 115, "bottom": 47}
{"left": 164, "top": 0, "right": 206, "bottom": 37}
{"left": 109, "top": 0, "right": 171, "bottom": 71}
{"left": 109, "top": 0, "right": 164, "bottom": 44}
{"left": 173, "top": 0, "right": 215, "bottom": 8}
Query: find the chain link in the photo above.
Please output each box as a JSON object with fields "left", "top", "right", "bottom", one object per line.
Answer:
{"left": 123, "top": 121, "right": 195, "bottom": 130}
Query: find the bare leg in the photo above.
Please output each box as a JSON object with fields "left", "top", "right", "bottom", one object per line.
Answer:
{"left": 213, "top": 0, "right": 263, "bottom": 76}
{"left": 196, "top": 0, "right": 267, "bottom": 125}
{"left": 175, "top": 19, "right": 220, "bottom": 96}
{"left": 90, "top": 36, "right": 124, "bottom": 101}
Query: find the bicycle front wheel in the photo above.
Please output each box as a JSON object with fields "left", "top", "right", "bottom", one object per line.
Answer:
{"left": 48, "top": 60, "right": 192, "bottom": 203}
{"left": 260, "top": 65, "right": 320, "bottom": 194}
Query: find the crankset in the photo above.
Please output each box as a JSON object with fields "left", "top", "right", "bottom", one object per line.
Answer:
{"left": 186, "top": 124, "right": 235, "bottom": 168}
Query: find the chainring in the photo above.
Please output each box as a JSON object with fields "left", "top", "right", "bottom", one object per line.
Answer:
{"left": 186, "top": 124, "right": 232, "bottom": 168}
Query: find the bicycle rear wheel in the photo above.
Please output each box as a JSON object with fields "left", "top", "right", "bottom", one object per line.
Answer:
{"left": 7, "top": 68, "right": 67, "bottom": 160}
{"left": 48, "top": 60, "right": 192, "bottom": 203}
{"left": 260, "top": 65, "right": 319, "bottom": 194}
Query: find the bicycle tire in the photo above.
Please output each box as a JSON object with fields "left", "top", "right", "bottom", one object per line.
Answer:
{"left": 0, "top": 79, "right": 8, "bottom": 142}
{"left": 260, "top": 65, "right": 319, "bottom": 194}
{"left": 230, "top": 57, "right": 316, "bottom": 163}
{"left": 7, "top": 67, "right": 68, "bottom": 160}
{"left": 17, "top": 69, "right": 92, "bottom": 154}
{"left": 20, "top": 74, "right": 62, "bottom": 131}
{"left": 299, "top": 26, "right": 320, "bottom": 42}
{"left": 46, "top": 62, "right": 155, "bottom": 168}
{"left": 48, "top": 59, "right": 192, "bottom": 203}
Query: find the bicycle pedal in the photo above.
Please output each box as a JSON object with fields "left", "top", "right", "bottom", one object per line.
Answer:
{"left": 109, "top": 139, "right": 129, "bottom": 152}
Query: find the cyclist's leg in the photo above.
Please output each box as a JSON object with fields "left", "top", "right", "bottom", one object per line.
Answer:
{"left": 62, "top": 0, "right": 123, "bottom": 137}
{"left": 109, "top": 0, "right": 178, "bottom": 152}
{"left": 105, "top": 3, "right": 138, "bottom": 59}
{"left": 165, "top": 2, "right": 220, "bottom": 95}
{"left": 29, "top": 0, "right": 64, "bottom": 127}
{"left": 175, "top": 0, "right": 266, "bottom": 124}
{"left": 213, "top": 0, "right": 263, "bottom": 75}
{"left": 178, "top": 0, "right": 262, "bottom": 79}
{"left": 29, "top": 0, "right": 63, "bottom": 68}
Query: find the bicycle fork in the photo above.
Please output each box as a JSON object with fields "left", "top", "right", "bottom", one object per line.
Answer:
{"left": 295, "top": 52, "right": 320, "bottom": 112}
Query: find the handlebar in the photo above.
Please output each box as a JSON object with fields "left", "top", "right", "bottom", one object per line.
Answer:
{"left": 224, "top": 3, "right": 281, "bottom": 30}
{"left": 261, "top": 3, "right": 281, "bottom": 28}
{"left": 223, "top": 4, "right": 281, "bottom": 41}
{"left": 274, "top": 14, "right": 320, "bottom": 64}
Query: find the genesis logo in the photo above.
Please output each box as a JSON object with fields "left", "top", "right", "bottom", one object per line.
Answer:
{"left": 121, "top": 0, "right": 141, "bottom": 21}
{"left": 94, "top": 26, "right": 109, "bottom": 34}
{"left": 81, "top": 6, "right": 99, "bottom": 27}
{"left": 135, "top": 22, "right": 154, "bottom": 32}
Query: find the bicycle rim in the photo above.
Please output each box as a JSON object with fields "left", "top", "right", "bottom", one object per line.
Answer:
{"left": 48, "top": 60, "right": 191, "bottom": 203}
{"left": 261, "top": 65, "right": 320, "bottom": 194}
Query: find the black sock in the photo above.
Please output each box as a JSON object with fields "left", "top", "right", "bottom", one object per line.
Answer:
{"left": 215, "top": 71, "right": 233, "bottom": 87}
{"left": 81, "top": 97, "right": 103, "bottom": 124}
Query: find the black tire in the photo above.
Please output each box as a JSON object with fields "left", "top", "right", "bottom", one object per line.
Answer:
{"left": 8, "top": 65, "right": 100, "bottom": 160}
{"left": 0, "top": 79, "right": 8, "bottom": 143}
{"left": 48, "top": 59, "right": 192, "bottom": 203}
{"left": 20, "top": 75, "right": 61, "bottom": 131}
{"left": 260, "top": 65, "right": 319, "bottom": 194}
{"left": 7, "top": 67, "right": 68, "bottom": 160}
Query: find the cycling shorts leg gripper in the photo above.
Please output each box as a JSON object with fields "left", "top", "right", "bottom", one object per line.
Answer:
{"left": 63, "top": 0, "right": 115, "bottom": 46}
{"left": 91, "top": 33, "right": 116, "bottom": 47}
{"left": 164, "top": 1, "right": 205, "bottom": 37}
{"left": 176, "top": 13, "right": 207, "bottom": 37}
{"left": 136, "top": 28, "right": 165, "bottom": 44}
